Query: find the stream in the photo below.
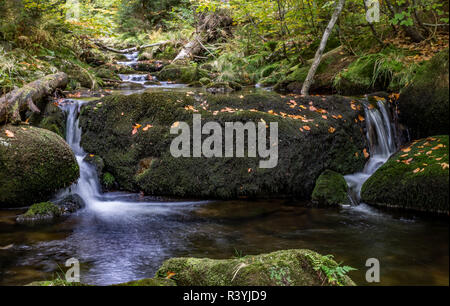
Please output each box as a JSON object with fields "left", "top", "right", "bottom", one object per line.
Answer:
{"left": 0, "top": 54, "right": 448, "bottom": 286}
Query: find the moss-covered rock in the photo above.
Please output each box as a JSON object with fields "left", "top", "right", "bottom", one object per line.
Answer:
{"left": 95, "top": 66, "right": 120, "bottom": 81}
{"left": 274, "top": 54, "right": 354, "bottom": 95}
{"left": 0, "top": 125, "right": 79, "bottom": 208}
{"left": 361, "top": 135, "right": 449, "bottom": 215}
{"left": 157, "top": 64, "right": 209, "bottom": 83}
{"left": 29, "top": 101, "right": 67, "bottom": 138}
{"left": 79, "top": 91, "right": 368, "bottom": 199}
{"left": 133, "top": 60, "right": 166, "bottom": 73}
{"left": 155, "top": 249, "right": 356, "bottom": 286}
{"left": 312, "top": 170, "right": 349, "bottom": 206}
{"left": 112, "top": 278, "right": 176, "bottom": 286}
{"left": 397, "top": 50, "right": 449, "bottom": 139}
{"left": 16, "top": 195, "right": 84, "bottom": 225}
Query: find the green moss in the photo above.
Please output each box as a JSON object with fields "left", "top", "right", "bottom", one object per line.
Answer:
{"left": 155, "top": 249, "right": 355, "bottom": 286}
{"left": 333, "top": 47, "right": 414, "bottom": 95}
{"left": 23, "top": 201, "right": 60, "bottom": 217}
{"left": 312, "top": 170, "right": 349, "bottom": 206}
{"left": 113, "top": 278, "right": 176, "bottom": 286}
{"left": 361, "top": 135, "right": 449, "bottom": 214}
{"left": 0, "top": 125, "right": 79, "bottom": 208}
{"left": 157, "top": 64, "right": 209, "bottom": 83}
{"left": 103, "top": 172, "right": 115, "bottom": 189}
{"left": 398, "top": 50, "right": 449, "bottom": 139}
{"left": 79, "top": 91, "right": 367, "bottom": 199}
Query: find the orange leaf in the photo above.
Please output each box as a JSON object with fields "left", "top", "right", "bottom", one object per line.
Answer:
{"left": 303, "top": 126, "right": 311, "bottom": 131}
{"left": 413, "top": 168, "right": 421, "bottom": 174}
{"left": 328, "top": 127, "right": 336, "bottom": 134}
{"left": 166, "top": 272, "right": 176, "bottom": 279}
{"left": 358, "top": 115, "right": 365, "bottom": 122}
{"left": 143, "top": 124, "right": 153, "bottom": 131}
{"left": 363, "top": 148, "right": 370, "bottom": 159}
{"left": 5, "top": 130, "right": 14, "bottom": 138}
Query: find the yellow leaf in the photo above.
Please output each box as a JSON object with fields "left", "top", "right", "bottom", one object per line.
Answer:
{"left": 171, "top": 122, "right": 180, "bottom": 129}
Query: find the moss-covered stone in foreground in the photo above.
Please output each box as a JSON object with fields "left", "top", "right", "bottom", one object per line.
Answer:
{"left": 361, "top": 135, "right": 449, "bottom": 215}
{"left": 156, "top": 249, "right": 356, "bottom": 286}
{"left": 0, "top": 125, "right": 80, "bottom": 208}
{"left": 79, "top": 91, "right": 368, "bottom": 199}
{"left": 312, "top": 170, "right": 349, "bottom": 206}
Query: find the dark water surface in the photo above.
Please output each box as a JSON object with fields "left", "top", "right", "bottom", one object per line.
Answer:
{"left": 0, "top": 199, "right": 448, "bottom": 286}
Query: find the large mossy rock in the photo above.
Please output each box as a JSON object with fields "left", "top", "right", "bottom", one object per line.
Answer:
{"left": 155, "top": 249, "right": 355, "bottom": 286}
{"left": 157, "top": 64, "right": 209, "bottom": 83}
{"left": 312, "top": 170, "right": 349, "bottom": 206}
{"left": 274, "top": 53, "right": 354, "bottom": 95}
{"left": 79, "top": 91, "right": 369, "bottom": 199}
{"left": 397, "top": 50, "right": 449, "bottom": 139}
{"left": 361, "top": 135, "right": 449, "bottom": 215}
{"left": 0, "top": 125, "right": 79, "bottom": 208}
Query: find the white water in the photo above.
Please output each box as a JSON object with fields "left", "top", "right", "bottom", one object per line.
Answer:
{"left": 345, "top": 99, "right": 397, "bottom": 204}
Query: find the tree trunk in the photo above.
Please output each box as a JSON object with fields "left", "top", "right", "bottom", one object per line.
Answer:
{"left": 301, "top": 0, "right": 346, "bottom": 96}
{"left": 0, "top": 72, "right": 68, "bottom": 124}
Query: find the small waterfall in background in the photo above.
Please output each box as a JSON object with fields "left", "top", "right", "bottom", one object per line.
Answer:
{"left": 345, "top": 98, "right": 397, "bottom": 205}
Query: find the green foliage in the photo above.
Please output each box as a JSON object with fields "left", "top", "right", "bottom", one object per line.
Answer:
{"left": 305, "top": 253, "right": 356, "bottom": 286}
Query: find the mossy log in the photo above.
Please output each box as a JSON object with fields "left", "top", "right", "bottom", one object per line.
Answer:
{"left": 0, "top": 72, "right": 68, "bottom": 124}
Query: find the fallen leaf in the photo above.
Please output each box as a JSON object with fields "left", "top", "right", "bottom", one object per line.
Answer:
{"left": 413, "top": 168, "right": 421, "bottom": 174}
{"left": 171, "top": 122, "right": 180, "bottom": 129}
{"left": 166, "top": 272, "right": 176, "bottom": 279}
{"left": 143, "top": 124, "right": 153, "bottom": 131}
{"left": 363, "top": 148, "right": 370, "bottom": 159}
{"left": 328, "top": 127, "right": 336, "bottom": 133}
{"left": 358, "top": 115, "right": 365, "bottom": 122}
{"left": 303, "top": 125, "right": 311, "bottom": 131}
{"left": 402, "top": 147, "right": 411, "bottom": 153}
{"left": 5, "top": 130, "right": 14, "bottom": 138}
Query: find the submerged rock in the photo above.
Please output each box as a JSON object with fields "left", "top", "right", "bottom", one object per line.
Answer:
{"left": 361, "top": 135, "right": 449, "bottom": 215}
{"left": 312, "top": 170, "right": 349, "bottom": 206}
{"left": 155, "top": 249, "right": 356, "bottom": 286}
{"left": 0, "top": 125, "right": 79, "bottom": 208}
{"left": 16, "top": 195, "right": 85, "bottom": 225}
{"left": 79, "top": 91, "right": 368, "bottom": 199}
{"left": 397, "top": 50, "right": 449, "bottom": 139}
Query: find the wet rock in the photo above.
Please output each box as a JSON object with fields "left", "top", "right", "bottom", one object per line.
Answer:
{"left": 117, "top": 82, "right": 145, "bottom": 90}
{"left": 155, "top": 249, "right": 356, "bottom": 286}
{"left": 79, "top": 91, "right": 368, "bottom": 199}
{"left": 0, "top": 125, "right": 79, "bottom": 208}
{"left": 16, "top": 195, "right": 85, "bottom": 225}
{"left": 361, "top": 135, "right": 449, "bottom": 215}
{"left": 312, "top": 170, "right": 350, "bottom": 206}
{"left": 206, "top": 81, "right": 242, "bottom": 94}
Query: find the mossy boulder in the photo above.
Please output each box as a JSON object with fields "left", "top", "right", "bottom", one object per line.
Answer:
{"left": 155, "top": 249, "right": 356, "bottom": 286}
{"left": 312, "top": 170, "right": 349, "bottom": 206}
{"left": 79, "top": 91, "right": 368, "bottom": 199}
{"left": 157, "top": 64, "right": 209, "bottom": 83}
{"left": 397, "top": 50, "right": 449, "bottom": 139}
{"left": 274, "top": 54, "right": 354, "bottom": 95}
{"left": 95, "top": 66, "right": 120, "bottom": 81}
{"left": 361, "top": 135, "right": 449, "bottom": 215}
{"left": 133, "top": 60, "right": 166, "bottom": 73}
{"left": 0, "top": 125, "right": 79, "bottom": 208}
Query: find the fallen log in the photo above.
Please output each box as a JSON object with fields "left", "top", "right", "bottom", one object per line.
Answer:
{"left": 94, "top": 40, "right": 171, "bottom": 54}
{"left": 0, "top": 72, "right": 68, "bottom": 124}
{"left": 172, "top": 11, "right": 233, "bottom": 63}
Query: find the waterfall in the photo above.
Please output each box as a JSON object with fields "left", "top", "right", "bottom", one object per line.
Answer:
{"left": 345, "top": 99, "right": 397, "bottom": 204}
{"left": 57, "top": 100, "right": 103, "bottom": 204}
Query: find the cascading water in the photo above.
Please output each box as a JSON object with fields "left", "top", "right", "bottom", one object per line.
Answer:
{"left": 345, "top": 99, "right": 397, "bottom": 204}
